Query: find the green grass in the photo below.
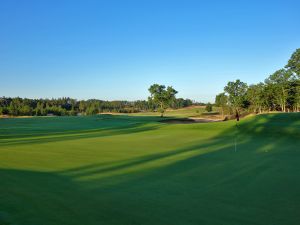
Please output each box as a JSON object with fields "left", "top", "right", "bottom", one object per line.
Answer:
{"left": 131, "top": 106, "right": 219, "bottom": 118}
{"left": 0, "top": 113, "right": 300, "bottom": 225}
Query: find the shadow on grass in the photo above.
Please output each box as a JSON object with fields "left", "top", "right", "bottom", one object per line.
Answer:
{"left": 1, "top": 113, "right": 300, "bottom": 225}
{"left": 0, "top": 115, "right": 167, "bottom": 146}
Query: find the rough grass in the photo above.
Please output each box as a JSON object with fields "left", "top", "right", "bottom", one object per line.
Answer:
{"left": 0, "top": 113, "right": 300, "bottom": 225}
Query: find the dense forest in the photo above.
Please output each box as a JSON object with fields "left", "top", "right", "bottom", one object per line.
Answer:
{"left": 216, "top": 48, "right": 300, "bottom": 119}
{"left": 0, "top": 97, "right": 195, "bottom": 116}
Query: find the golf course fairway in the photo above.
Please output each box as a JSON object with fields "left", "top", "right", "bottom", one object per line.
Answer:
{"left": 1, "top": 113, "right": 300, "bottom": 225}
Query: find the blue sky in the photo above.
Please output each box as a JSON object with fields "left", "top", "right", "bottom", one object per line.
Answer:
{"left": 1, "top": 0, "right": 299, "bottom": 102}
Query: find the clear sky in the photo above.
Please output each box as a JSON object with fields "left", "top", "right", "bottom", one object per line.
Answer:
{"left": 1, "top": 0, "right": 299, "bottom": 102}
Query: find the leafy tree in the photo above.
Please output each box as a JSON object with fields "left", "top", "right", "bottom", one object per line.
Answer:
{"left": 20, "top": 105, "right": 32, "bottom": 115}
{"left": 171, "top": 98, "right": 193, "bottom": 109}
{"left": 205, "top": 103, "right": 213, "bottom": 112}
{"left": 246, "top": 83, "right": 264, "bottom": 113}
{"left": 224, "top": 79, "right": 248, "bottom": 121}
{"left": 69, "top": 106, "right": 77, "bottom": 116}
{"left": 294, "top": 80, "right": 300, "bottom": 112}
{"left": 286, "top": 48, "right": 300, "bottom": 77}
{"left": 148, "top": 84, "right": 178, "bottom": 117}
{"left": 0, "top": 107, "right": 9, "bottom": 115}
{"left": 265, "top": 69, "right": 293, "bottom": 112}
{"left": 86, "top": 104, "right": 98, "bottom": 115}
{"left": 215, "top": 92, "right": 228, "bottom": 119}
{"left": 78, "top": 101, "right": 86, "bottom": 113}
{"left": 35, "top": 102, "right": 46, "bottom": 116}
{"left": 287, "top": 79, "right": 300, "bottom": 112}
{"left": 8, "top": 99, "right": 21, "bottom": 116}
{"left": 260, "top": 84, "right": 277, "bottom": 112}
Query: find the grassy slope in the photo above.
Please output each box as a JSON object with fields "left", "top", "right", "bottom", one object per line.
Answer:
{"left": 0, "top": 113, "right": 300, "bottom": 225}
{"left": 131, "top": 106, "right": 219, "bottom": 118}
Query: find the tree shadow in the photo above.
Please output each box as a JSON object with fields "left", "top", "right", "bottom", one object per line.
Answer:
{"left": 0, "top": 115, "right": 165, "bottom": 146}
{"left": 0, "top": 168, "right": 118, "bottom": 225}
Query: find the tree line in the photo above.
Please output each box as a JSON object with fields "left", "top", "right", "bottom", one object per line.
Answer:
{"left": 0, "top": 96, "right": 196, "bottom": 116}
{"left": 215, "top": 48, "right": 300, "bottom": 120}
{"left": 3, "top": 48, "right": 298, "bottom": 118}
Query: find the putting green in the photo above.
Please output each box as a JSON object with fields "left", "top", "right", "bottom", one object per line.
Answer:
{"left": 0, "top": 113, "right": 300, "bottom": 225}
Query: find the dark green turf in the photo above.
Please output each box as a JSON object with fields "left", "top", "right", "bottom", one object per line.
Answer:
{"left": 1, "top": 113, "right": 300, "bottom": 225}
